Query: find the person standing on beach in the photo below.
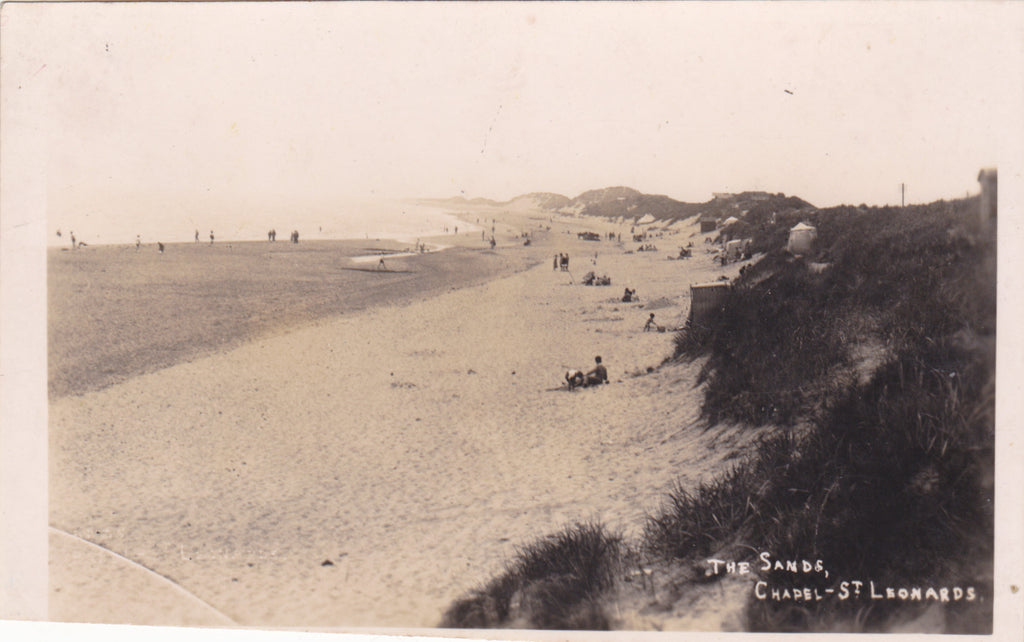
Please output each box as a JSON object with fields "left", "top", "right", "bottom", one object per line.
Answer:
{"left": 136, "top": 235, "right": 141, "bottom": 251}
{"left": 70, "top": 231, "right": 76, "bottom": 249}
{"left": 157, "top": 242, "right": 164, "bottom": 254}
{"left": 644, "top": 313, "right": 657, "bottom": 332}
{"left": 195, "top": 229, "right": 199, "bottom": 243}
{"left": 553, "top": 254, "right": 558, "bottom": 270}
{"left": 210, "top": 230, "right": 214, "bottom": 244}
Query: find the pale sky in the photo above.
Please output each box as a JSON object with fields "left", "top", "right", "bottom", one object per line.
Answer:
{"left": 3, "top": 1, "right": 1022, "bottom": 241}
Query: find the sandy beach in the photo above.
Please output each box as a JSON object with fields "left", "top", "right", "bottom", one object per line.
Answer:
{"left": 49, "top": 206, "right": 765, "bottom": 629}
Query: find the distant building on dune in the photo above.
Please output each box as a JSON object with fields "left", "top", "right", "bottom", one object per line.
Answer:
{"left": 978, "top": 167, "right": 997, "bottom": 229}
{"left": 787, "top": 222, "right": 817, "bottom": 255}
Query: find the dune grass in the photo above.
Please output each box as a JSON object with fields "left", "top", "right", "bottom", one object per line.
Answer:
{"left": 654, "top": 196, "right": 995, "bottom": 631}
{"left": 445, "top": 196, "right": 994, "bottom": 632}
{"left": 441, "top": 523, "right": 623, "bottom": 630}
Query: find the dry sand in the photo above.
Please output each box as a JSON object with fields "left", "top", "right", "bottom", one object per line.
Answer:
{"left": 49, "top": 208, "right": 765, "bottom": 629}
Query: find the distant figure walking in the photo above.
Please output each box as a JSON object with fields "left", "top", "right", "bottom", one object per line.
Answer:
{"left": 210, "top": 230, "right": 215, "bottom": 244}
{"left": 157, "top": 242, "right": 165, "bottom": 254}
{"left": 195, "top": 229, "right": 199, "bottom": 243}
{"left": 136, "top": 235, "right": 141, "bottom": 251}
{"left": 489, "top": 237, "right": 496, "bottom": 249}
{"left": 70, "top": 232, "right": 77, "bottom": 249}
{"left": 378, "top": 255, "right": 387, "bottom": 270}
{"left": 554, "top": 254, "right": 559, "bottom": 270}
{"left": 271, "top": 229, "right": 277, "bottom": 242}
{"left": 644, "top": 313, "right": 657, "bottom": 332}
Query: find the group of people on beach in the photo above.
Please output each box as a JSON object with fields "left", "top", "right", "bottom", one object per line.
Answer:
{"left": 135, "top": 235, "right": 165, "bottom": 254}
{"left": 266, "top": 229, "right": 301, "bottom": 243}
{"left": 554, "top": 253, "right": 571, "bottom": 271}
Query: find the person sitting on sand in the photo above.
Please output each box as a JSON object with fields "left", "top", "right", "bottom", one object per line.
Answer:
{"left": 584, "top": 356, "right": 608, "bottom": 387}
{"left": 622, "top": 288, "right": 636, "bottom": 302}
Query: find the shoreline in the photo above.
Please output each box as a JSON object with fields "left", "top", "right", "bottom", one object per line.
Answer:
{"left": 48, "top": 237, "right": 544, "bottom": 399}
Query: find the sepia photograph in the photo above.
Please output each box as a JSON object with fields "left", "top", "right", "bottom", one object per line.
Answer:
{"left": 2, "top": 2, "right": 1022, "bottom": 640}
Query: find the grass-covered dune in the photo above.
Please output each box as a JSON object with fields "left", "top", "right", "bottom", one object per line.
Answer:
{"left": 443, "top": 196, "right": 995, "bottom": 633}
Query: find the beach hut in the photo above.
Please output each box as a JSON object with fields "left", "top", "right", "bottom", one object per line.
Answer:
{"left": 690, "top": 282, "right": 730, "bottom": 324}
{"left": 978, "top": 168, "right": 997, "bottom": 229}
{"left": 699, "top": 215, "right": 717, "bottom": 233}
{"left": 787, "top": 222, "right": 817, "bottom": 255}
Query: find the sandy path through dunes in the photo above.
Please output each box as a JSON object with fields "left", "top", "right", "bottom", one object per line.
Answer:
{"left": 50, "top": 217, "right": 763, "bottom": 627}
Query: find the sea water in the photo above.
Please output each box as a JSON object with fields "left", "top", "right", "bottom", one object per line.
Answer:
{"left": 47, "top": 200, "right": 480, "bottom": 248}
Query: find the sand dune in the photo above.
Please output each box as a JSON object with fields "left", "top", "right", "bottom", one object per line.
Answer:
{"left": 49, "top": 211, "right": 763, "bottom": 628}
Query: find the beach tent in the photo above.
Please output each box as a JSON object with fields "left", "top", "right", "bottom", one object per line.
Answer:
{"left": 787, "top": 222, "right": 817, "bottom": 255}
{"left": 690, "top": 282, "right": 730, "bottom": 324}
{"left": 725, "top": 239, "right": 751, "bottom": 261}
{"left": 722, "top": 216, "right": 740, "bottom": 226}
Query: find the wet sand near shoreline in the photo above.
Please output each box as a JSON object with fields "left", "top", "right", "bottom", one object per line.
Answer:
{"left": 49, "top": 238, "right": 538, "bottom": 399}
{"left": 49, "top": 209, "right": 765, "bottom": 629}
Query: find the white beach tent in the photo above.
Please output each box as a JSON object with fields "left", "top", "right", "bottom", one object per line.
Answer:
{"left": 787, "top": 222, "right": 817, "bottom": 255}
{"left": 722, "top": 216, "right": 740, "bottom": 226}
